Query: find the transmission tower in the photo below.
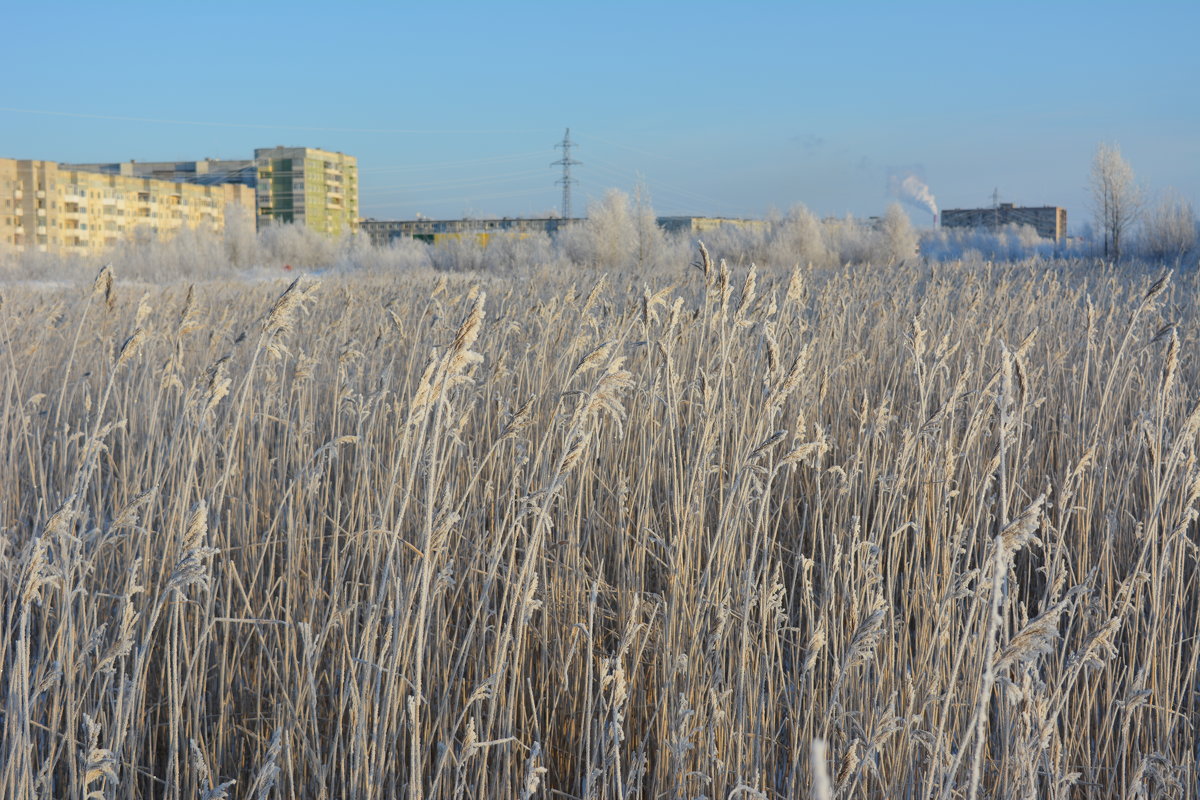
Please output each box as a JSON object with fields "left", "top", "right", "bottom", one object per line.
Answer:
{"left": 552, "top": 128, "right": 581, "bottom": 220}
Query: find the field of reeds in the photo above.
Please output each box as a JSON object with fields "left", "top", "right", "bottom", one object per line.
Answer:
{"left": 1, "top": 252, "right": 1197, "bottom": 799}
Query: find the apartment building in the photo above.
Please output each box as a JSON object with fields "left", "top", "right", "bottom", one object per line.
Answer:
{"left": 64, "top": 158, "right": 257, "bottom": 187}
{"left": 940, "top": 203, "right": 1067, "bottom": 241}
{"left": 254, "top": 146, "right": 358, "bottom": 235}
{"left": 64, "top": 146, "right": 359, "bottom": 238}
{"left": 1, "top": 157, "right": 254, "bottom": 255}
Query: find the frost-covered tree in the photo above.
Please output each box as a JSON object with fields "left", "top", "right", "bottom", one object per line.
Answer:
{"left": 483, "top": 231, "right": 553, "bottom": 274}
{"left": 223, "top": 203, "right": 259, "bottom": 268}
{"left": 588, "top": 189, "right": 638, "bottom": 270}
{"left": 1089, "top": 143, "right": 1142, "bottom": 263}
{"left": 258, "top": 222, "right": 339, "bottom": 269}
{"left": 824, "top": 215, "right": 875, "bottom": 265}
{"left": 430, "top": 235, "right": 486, "bottom": 273}
{"left": 557, "top": 189, "right": 639, "bottom": 270}
{"left": 881, "top": 203, "right": 918, "bottom": 263}
{"left": 920, "top": 223, "right": 1077, "bottom": 263}
{"left": 766, "top": 205, "right": 828, "bottom": 268}
{"left": 697, "top": 221, "right": 770, "bottom": 266}
{"left": 1140, "top": 190, "right": 1196, "bottom": 264}
{"left": 632, "top": 182, "right": 665, "bottom": 272}
{"left": 335, "top": 233, "right": 433, "bottom": 274}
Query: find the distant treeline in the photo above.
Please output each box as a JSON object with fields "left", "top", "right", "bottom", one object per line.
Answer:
{"left": 2, "top": 189, "right": 1196, "bottom": 284}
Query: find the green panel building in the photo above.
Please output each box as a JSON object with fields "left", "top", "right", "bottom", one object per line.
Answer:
{"left": 254, "top": 146, "right": 359, "bottom": 236}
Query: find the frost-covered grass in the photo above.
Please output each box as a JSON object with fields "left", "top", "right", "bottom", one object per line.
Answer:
{"left": 1, "top": 254, "right": 1197, "bottom": 799}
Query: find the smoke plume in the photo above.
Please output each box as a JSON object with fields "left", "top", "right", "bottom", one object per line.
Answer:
{"left": 889, "top": 173, "right": 938, "bottom": 220}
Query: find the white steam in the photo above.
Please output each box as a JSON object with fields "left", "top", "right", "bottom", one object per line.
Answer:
{"left": 889, "top": 173, "right": 938, "bottom": 220}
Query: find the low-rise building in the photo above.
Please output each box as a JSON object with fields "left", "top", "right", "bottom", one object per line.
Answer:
{"left": 655, "top": 216, "right": 769, "bottom": 235}
{"left": 361, "top": 215, "right": 768, "bottom": 248}
{"left": 360, "top": 216, "right": 578, "bottom": 246}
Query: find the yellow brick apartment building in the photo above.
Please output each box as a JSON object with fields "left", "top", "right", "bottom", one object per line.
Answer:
{"left": 1, "top": 158, "right": 256, "bottom": 255}
{"left": 67, "top": 146, "right": 360, "bottom": 238}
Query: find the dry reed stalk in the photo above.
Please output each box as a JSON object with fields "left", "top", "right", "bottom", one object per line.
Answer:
{"left": 2, "top": 256, "right": 1198, "bottom": 799}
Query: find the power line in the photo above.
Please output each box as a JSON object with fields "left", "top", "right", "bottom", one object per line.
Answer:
{"left": 586, "top": 134, "right": 693, "bottom": 165}
{"left": 552, "top": 128, "right": 581, "bottom": 219}
{"left": 0, "top": 106, "right": 545, "bottom": 135}
{"left": 360, "top": 168, "right": 550, "bottom": 195}
{"left": 368, "top": 185, "right": 551, "bottom": 211}
{"left": 359, "top": 151, "right": 547, "bottom": 174}
{"left": 582, "top": 157, "right": 731, "bottom": 213}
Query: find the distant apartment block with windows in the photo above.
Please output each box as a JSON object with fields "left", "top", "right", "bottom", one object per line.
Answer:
{"left": 60, "top": 145, "right": 359, "bottom": 238}
{"left": 1, "top": 157, "right": 254, "bottom": 255}
{"left": 63, "top": 158, "right": 258, "bottom": 187}
{"left": 940, "top": 203, "right": 1067, "bottom": 242}
{"left": 254, "top": 146, "right": 358, "bottom": 236}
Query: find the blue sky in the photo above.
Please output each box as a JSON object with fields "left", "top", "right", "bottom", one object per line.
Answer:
{"left": 3, "top": 1, "right": 1197, "bottom": 230}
